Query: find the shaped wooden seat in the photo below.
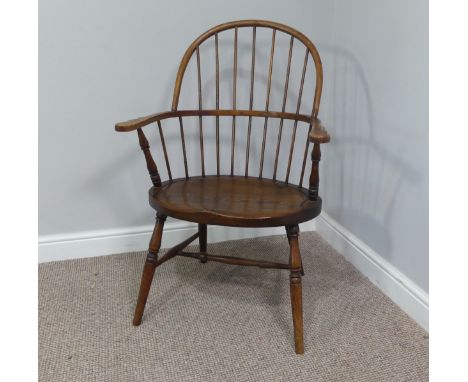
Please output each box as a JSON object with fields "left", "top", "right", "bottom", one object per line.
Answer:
{"left": 115, "top": 20, "right": 330, "bottom": 354}
{"left": 149, "top": 176, "right": 322, "bottom": 227}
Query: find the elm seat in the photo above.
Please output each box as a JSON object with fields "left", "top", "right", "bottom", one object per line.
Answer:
{"left": 149, "top": 176, "right": 322, "bottom": 227}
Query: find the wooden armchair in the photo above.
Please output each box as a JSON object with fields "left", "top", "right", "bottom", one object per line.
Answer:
{"left": 115, "top": 20, "right": 330, "bottom": 354}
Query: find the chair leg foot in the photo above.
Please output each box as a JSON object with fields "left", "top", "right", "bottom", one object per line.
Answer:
{"left": 133, "top": 253, "right": 158, "bottom": 326}
{"left": 290, "top": 272, "right": 304, "bottom": 354}
{"left": 133, "top": 214, "right": 166, "bottom": 326}
{"left": 286, "top": 225, "right": 304, "bottom": 354}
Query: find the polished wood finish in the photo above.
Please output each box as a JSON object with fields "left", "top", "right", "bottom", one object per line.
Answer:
{"left": 273, "top": 36, "right": 294, "bottom": 181}
{"left": 154, "top": 231, "right": 199, "bottom": 268}
{"left": 137, "top": 128, "right": 161, "bottom": 187}
{"left": 309, "top": 143, "right": 321, "bottom": 200}
{"left": 149, "top": 176, "right": 322, "bottom": 227}
{"left": 287, "top": 225, "right": 304, "bottom": 354}
{"left": 133, "top": 214, "right": 166, "bottom": 326}
{"left": 230, "top": 27, "right": 238, "bottom": 176}
{"left": 156, "top": 121, "right": 172, "bottom": 181}
{"left": 196, "top": 46, "right": 205, "bottom": 177}
{"left": 115, "top": 109, "right": 313, "bottom": 132}
{"left": 171, "top": 20, "right": 323, "bottom": 116}
{"left": 215, "top": 33, "right": 220, "bottom": 176}
{"left": 299, "top": 123, "right": 312, "bottom": 188}
{"left": 245, "top": 27, "right": 256, "bottom": 177}
{"left": 116, "top": 20, "right": 331, "bottom": 354}
{"left": 179, "top": 251, "right": 290, "bottom": 270}
{"left": 259, "top": 29, "right": 276, "bottom": 179}
{"left": 178, "top": 116, "right": 189, "bottom": 179}
{"left": 198, "top": 224, "right": 207, "bottom": 263}
{"left": 309, "top": 119, "right": 330, "bottom": 143}
{"left": 286, "top": 50, "right": 309, "bottom": 184}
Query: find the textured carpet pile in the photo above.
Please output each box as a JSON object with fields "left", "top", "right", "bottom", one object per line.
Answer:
{"left": 39, "top": 232, "right": 428, "bottom": 381}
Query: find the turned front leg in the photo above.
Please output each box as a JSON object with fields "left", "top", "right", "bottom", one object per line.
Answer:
{"left": 286, "top": 224, "right": 304, "bottom": 354}
{"left": 133, "top": 213, "right": 166, "bottom": 325}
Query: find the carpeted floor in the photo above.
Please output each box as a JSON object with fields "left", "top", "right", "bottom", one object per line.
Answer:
{"left": 39, "top": 232, "right": 428, "bottom": 382}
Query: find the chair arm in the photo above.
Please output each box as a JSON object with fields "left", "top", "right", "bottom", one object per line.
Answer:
{"left": 115, "top": 113, "right": 167, "bottom": 186}
{"left": 116, "top": 110, "right": 317, "bottom": 132}
{"left": 115, "top": 111, "right": 176, "bottom": 132}
{"left": 309, "top": 119, "right": 330, "bottom": 144}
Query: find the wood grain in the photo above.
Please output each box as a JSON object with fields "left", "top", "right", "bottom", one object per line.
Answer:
{"left": 149, "top": 176, "right": 321, "bottom": 227}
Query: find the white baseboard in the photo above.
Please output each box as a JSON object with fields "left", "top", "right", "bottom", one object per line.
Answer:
{"left": 315, "top": 212, "right": 429, "bottom": 331}
{"left": 38, "top": 219, "right": 316, "bottom": 263}
{"left": 39, "top": 213, "right": 428, "bottom": 331}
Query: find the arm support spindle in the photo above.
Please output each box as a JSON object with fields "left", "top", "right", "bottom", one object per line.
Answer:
{"left": 308, "top": 119, "right": 330, "bottom": 200}
{"left": 309, "top": 143, "right": 321, "bottom": 200}
{"left": 137, "top": 128, "right": 161, "bottom": 187}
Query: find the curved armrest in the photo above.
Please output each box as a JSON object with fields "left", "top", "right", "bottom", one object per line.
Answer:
{"left": 116, "top": 109, "right": 315, "bottom": 132}
{"left": 309, "top": 119, "right": 330, "bottom": 144}
{"left": 115, "top": 111, "right": 177, "bottom": 132}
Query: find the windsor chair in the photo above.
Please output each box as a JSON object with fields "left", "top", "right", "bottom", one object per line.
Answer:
{"left": 115, "top": 20, "right": 330, "bottom": 354}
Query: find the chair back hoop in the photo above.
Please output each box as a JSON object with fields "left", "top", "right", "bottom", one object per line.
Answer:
{"left": 171, "top": 20, "right": 323, "bottom": 119}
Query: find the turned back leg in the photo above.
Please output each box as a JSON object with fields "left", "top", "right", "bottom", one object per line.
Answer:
{"left": 133, "top": 213, "right": 166, "bottom": 326}
{"left": 198, "top": 223, "right": 208, "bottom": 263}
{"left": 286, "top": 224, "right": 304, "bottom": 354}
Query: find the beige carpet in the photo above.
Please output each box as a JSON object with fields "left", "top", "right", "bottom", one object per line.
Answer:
{"left": 39, "top": 232, "right": 428, "bottom": 382}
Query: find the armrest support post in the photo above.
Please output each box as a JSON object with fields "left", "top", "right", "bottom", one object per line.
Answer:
{"left": 309, "top": 143, "right": 321, "bottom": 200}
{"left": 308, "top": 119, "right": 330, "bottom": 200}
{"left": 137, "top": 128, "right": 161, "bottom": 187}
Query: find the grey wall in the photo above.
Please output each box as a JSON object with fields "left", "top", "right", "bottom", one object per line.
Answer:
{"left": 39, "top": 0, "right": 428, "bottom": 291}
{"left": 320, "top": 0, "right": 429, "bottom": 291}
{"left": 39, "top": 0, "right": 333, "bottom": 235}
